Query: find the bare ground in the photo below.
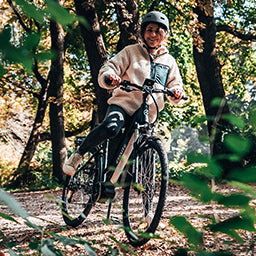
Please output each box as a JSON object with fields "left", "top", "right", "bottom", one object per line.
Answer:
{"left": 0, "top": 184, "right": 255, "bottom": 255}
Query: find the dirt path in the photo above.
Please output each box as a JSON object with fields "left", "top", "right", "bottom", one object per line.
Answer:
{"left": 0, "top": 184, "right": 255, "bottom": 255}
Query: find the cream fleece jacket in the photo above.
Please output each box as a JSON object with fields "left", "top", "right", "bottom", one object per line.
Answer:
{"left": 98, "top": 43, "right": 184, "bottom": 121}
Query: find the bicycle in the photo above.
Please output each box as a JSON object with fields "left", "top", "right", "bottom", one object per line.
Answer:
{"left": 62, "top": 78, "right": 187, "bottom": 247}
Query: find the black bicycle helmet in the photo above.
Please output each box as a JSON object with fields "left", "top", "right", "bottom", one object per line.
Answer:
{"left": 141, "top": 11, "right": 169, "bottom": 32}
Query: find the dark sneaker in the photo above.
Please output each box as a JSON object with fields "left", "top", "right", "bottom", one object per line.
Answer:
{"left": 63, "top": 152, "right": 82, "bottom": 176}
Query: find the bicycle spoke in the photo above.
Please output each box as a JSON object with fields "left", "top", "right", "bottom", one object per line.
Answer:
{"left": 123, "top": 138, "right": 168, "bottom": 247}
{"left": 62, "top": 151, "right": 99, "bottom": 227}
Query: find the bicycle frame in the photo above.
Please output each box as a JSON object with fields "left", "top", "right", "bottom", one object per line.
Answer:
{"left": 74, "top": 77, "right": 186, "bottom": 193}
{"left": 104, "top": 79, "right": 156, "bottom": 185}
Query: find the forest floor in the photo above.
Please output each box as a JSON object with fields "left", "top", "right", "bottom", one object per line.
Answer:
{"left": 0, "top": 183, "right": 255, "bottom": 256}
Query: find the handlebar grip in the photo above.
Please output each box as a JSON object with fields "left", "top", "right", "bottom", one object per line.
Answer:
{"left": 105, "top": 77, "right": 112, "bottom": 86}
{"left": 166, "top": 88, "right": 188, "bottom": 100}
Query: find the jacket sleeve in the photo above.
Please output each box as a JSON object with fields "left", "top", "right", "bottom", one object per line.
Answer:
{"left": 165, "top": 56, "right": 185, "bottom": 105}
{"left": 98, "top": 47, "right": 130, "bottom": 89}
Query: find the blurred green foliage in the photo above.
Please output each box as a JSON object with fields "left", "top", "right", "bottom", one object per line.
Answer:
{"left": 0, "top": 0, "right": 255, "bottom": 254}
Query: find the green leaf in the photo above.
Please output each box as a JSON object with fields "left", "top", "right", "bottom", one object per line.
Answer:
{"left": 35, "top": 50, "right": 55, "bottom": 61}
{"left": 227, "top": 167, "right": 256, "bottom": 183}
{"left": 0, "top": 188, "right": 28, "bottom": 219}
{"left": 109, "top": 236, "right": 137, "bottom": 255}
{"left": 192, "top": 115, "right": 207, "bottom": 125}
{"left": 227, "top": 181, "right": 256, "bottom": 196}
{"left": 14, "top": 0, "right": 46, "bottom": 24}
{"left": 14, "top": 0, "right": 88, "bottom": 27}
{"left": 84, "top": 243, "right": 97, "bottom": 256}
{"left": 222, "top": 114, "right": 245, "bottom": 128}
{"left": 29, "top": 239, "right": 40, "bottom": 250}
{"left": 0, "top": 64, "right": 7, "bottom": 77}
{"left": 170, "top": 216, "right": 202, "bottom": 247}
{"left": 181, "top": 174, "right": 213, "bottom": 202}
{"left": 187, "top": 153, "right": 223, "bottom": 178}
{"left": 41, "top": 239, "right": 63, "bottom": 256}
{"left": 209, "top": 216, "right": 256, "bottom": 241}
{"left": 23, "top": 32, "right": 41, "bottom": 50}
{"left": 45, "top": 0, "right": 76, "bottom": 25}
{"left": 187, "top": 152, "right": 209, "bottom": 165}
{"left": 210, "top": 97, "right": 223, "bottom": 107}
{"left": 41, "top": 244, "right": 59, "bottom": 256}
{"left": 77, "top": 15, "right": 89, "bottom": 27}
{"left": 224, "top": 134, "right": 251, "bottom": 155}
{"left": 217, "top": 193, "right": 251, "bottom": 207}
{"left": 223, "top": 230, "right": 244, "bottom": 242}
{"left": 45, "top": 0, "right": 88, "bottom": 27}
{"left": 0, "top": 211, "right": 19, "bottom": 223}
{"left": 0, "top": 29, "right": 40, "bottom": 71}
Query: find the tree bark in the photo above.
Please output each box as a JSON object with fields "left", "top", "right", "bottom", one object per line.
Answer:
{"left": 115, "top": 0, "right": 140, "bottom": 51}
{"left": 48, "top": 16, "right": 66, "bottom": 183}
{"left": 74, "top": 0, "right": 109, "bottom": 123}
{"left": 7, "top": 0, "right": 50, "bottom": 187}
{"left": 13, "top": 79, "right": 49, "bottom": 187}
{"left": 10, "top": 0, "right": 67, "bottom": 186}
{"left": 192, "top": 1, "right": 240, "bottom": 177}
{"left": 192, "top": 1, "right": 230, "bottom": 156}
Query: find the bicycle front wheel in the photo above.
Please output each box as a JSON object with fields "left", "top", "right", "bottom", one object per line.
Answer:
{"left": 123, "top": 137, "right": 168, "bottom": 247}
{"left": 62, "top": 151, "right": 99, "bottom": 228}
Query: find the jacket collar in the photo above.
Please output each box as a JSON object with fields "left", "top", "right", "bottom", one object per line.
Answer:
{"left": 140, "top": 42, "right": 168, "bottom": 60}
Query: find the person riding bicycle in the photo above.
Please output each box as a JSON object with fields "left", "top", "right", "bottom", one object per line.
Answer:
{"left": 63, "top": 11, "right": 185, "bottom": 197}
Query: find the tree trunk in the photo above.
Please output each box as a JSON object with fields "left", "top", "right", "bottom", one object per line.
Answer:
{"left": 192, "top": 1, "right": 230, "bottom": 156}
{"left": 115, "top": 0, "right": 140, "bottom": 51}
{"left": 74, "top": 0, "right": 109, "bottom": 123}
{"left": 48, "top": 16, "right": 66, "bottom": 184}
{"left": 12, "top": 3, "right": 67, "bottom": 186}
{"left": 192, "top": 1, "right": 238, "bottom": 177}
{"left": 12, "top": 80, "right": 49, "bottom": 187}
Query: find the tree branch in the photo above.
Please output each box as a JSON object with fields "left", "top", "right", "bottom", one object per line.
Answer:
{"left": 38, "top": 122, "right": 91, "bottom": 142}
{"left": 8, "top": 0, "right": 47, "bottom": 95}
{"left": 32, "top": 60, "right": 48, "bottom": 90}
{"left": 217, "top": 24, "right": 256, "bottom": 41}
{"left": 7, "top": 0, "right": 31, "bottom": 32}
{"left": 149, "top": 1, "right": 158, "bottom": 12}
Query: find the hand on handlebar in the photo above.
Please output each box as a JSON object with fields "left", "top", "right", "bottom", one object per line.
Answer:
{"left": 105, "top": 74, "right": 121, "bottom": 87}
{"left": 166, "top": 87, "right": 188, "bottom": 101}
{"left": 171, "top": 87, "right": 185, "bottom": 99}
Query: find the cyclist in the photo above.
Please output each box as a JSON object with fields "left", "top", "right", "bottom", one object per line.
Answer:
{"left": 63, "top": 11, "right": 185, "bottom": 198}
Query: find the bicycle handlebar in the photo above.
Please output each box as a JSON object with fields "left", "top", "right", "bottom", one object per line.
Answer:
{"left": 105, "top": 77, "right": 188, "bottom": 100}
{"left": 105, "top": 77, "right": 188, "bottom": 126}
{"left": 105, "top": 78, "right": 188, "bottom": 100}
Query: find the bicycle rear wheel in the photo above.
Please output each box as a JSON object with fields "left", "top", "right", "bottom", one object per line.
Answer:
{"left": 123, "top": 137, "right": 168, "bottom": 247}
{"left": 62, "top": 151, "right": 99, "bottom": 227}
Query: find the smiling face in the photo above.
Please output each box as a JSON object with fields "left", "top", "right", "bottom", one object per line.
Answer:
{"left": 143, "top": 23, "right": 167, "bottom": 50}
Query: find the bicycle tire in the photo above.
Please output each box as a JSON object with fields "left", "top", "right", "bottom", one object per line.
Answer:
{"left": 62, "top": 151, "right": 99, "bottom": 227}
{"left": 122, "top": 137, "right": 168, "bottom": 247}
